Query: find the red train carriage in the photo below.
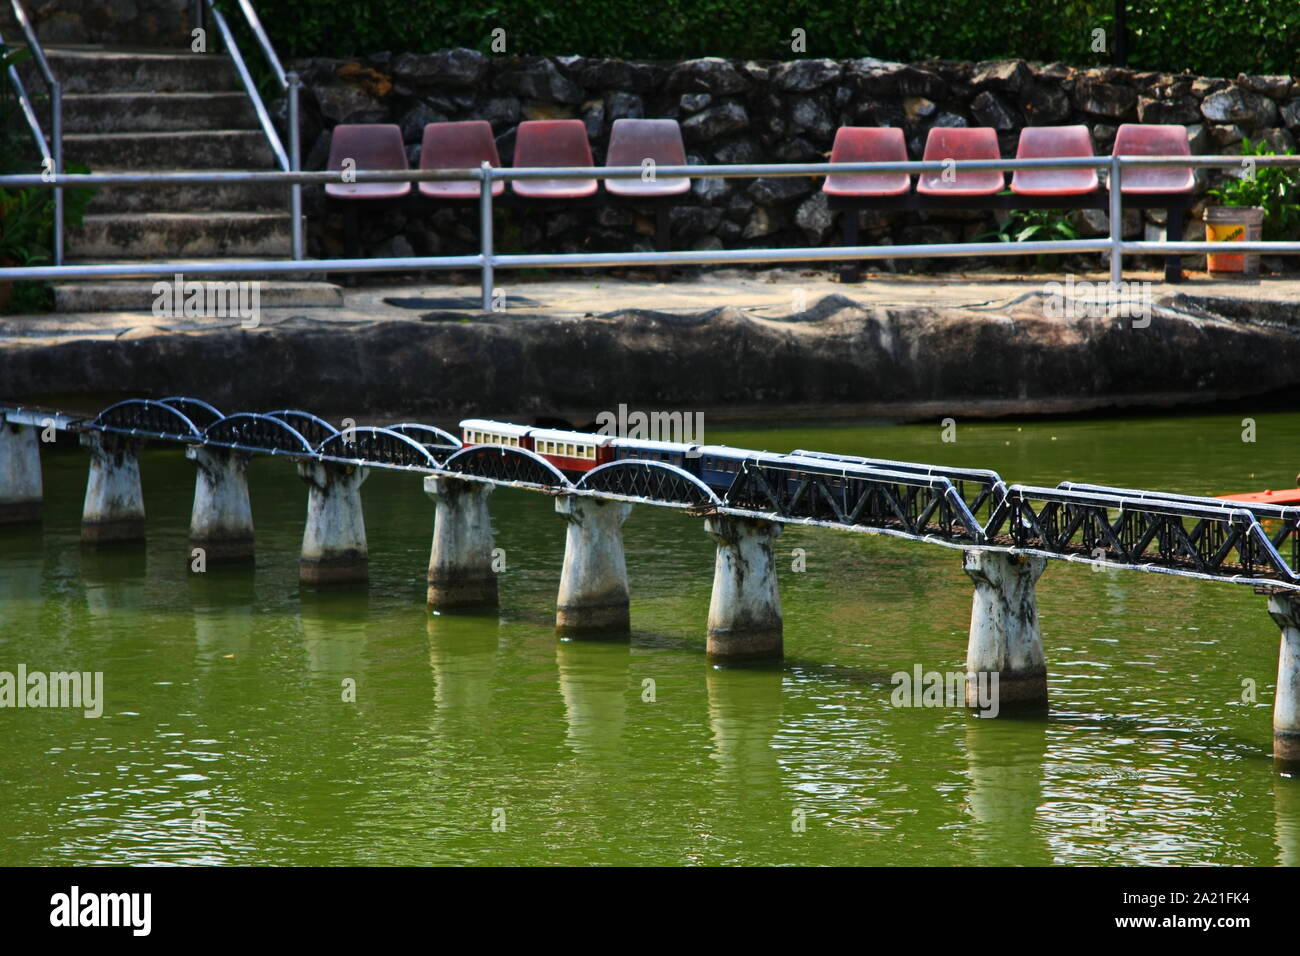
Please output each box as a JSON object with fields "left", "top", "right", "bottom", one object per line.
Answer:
{"left": 530, "top": 427, "right": 614, "bottom": 475}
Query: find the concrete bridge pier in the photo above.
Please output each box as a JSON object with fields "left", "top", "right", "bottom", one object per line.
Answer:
{"left": 424, "top": 476, "right": 498, "bottom": 608}
{"left": 186, "top": 445, "right": 254, "bottom": 562}
{"left": 80, "top": 430, "right": 146, "bottom": 545}
{"left": 704, "top": 516, "right": 784, "bottom": 663}
{"left": 0, "top": 417, "right": 42, "bottom": 524}
{"left": 297, "top": 460, "right": 369, "bottom": 585}
{"left": 1267, "top": 593, "right": 1300, "bottom": 767}
{"left": 555, "top": 495, "right": 633, "bottom": 636}
{"left": 963, "top": 550, "right": 1049, "bottom": 712}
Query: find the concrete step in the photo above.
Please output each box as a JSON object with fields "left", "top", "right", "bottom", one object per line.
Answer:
{"left": 51, "top": 278, "right": 343, "bottom": 313}
{"left": 86, "top": 170, "right": 287, "bottom": 213}
{"left": 64, "top": 130, "right": 276, "bottom": 170}
{"left": 68, "top": 212, "right": 293, "bottom": 258}
{"left": 63, "top": 92, "right": 258, "bottom": 133}
{"left": 43, "top": 46, "right": 241, "bottom": 93}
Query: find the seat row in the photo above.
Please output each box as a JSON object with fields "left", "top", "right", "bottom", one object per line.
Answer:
{"left": 824, "top": 123, "right": 1193, "bottom": 197}
{"left": 326, "top": 118, "right": 690, "bottom": 202}
{"left": 323, "top": 118, "right": 1196, "bottom": 280}
{"left": 325, "top": 118, "right": 1194, "bottom": 201}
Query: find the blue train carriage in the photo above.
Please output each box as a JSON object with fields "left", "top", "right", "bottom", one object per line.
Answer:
{"left": 693, "top": 444, "right": 761, "bottom": 494}
{"left": 609, "top": 437, "right": 701, "bottom": 472}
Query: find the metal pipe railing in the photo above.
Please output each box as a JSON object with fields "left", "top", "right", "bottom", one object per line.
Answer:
{"left": 5, "top": 0, "right": 62, "bottom": 264}
{"left": 3, "top": 153, "right": 1300, "bottom": 306}
{"left": 206, "top": 0, "right": 287, "bottom": 171}
{"left": 201, "top": 0, "right": 303, "bottom": 258}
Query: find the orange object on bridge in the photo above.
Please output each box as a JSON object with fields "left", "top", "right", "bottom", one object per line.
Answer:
{"left": 1218, "top": 488, "right": 1300, "bottom": 505}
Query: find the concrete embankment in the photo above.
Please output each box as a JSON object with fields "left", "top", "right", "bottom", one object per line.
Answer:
{"left": 1, "top": 276, "right": 1297, "bottom": 422}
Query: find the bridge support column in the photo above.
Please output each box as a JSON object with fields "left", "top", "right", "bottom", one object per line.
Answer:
{"left": 297, "top": 460, "right": 368, "bottom": 585}
{"left": 186, "top": 445, "right": 254, "bottom": 562}
{"left": 424, "top": 476, "right": 497, "bottom": 608}
{"left": 963, "top": 550, "right": 1049, "bottom": 712}
{"left": 80, "top": 430, "right": 145, "bottom": 545}
{"left": 704, "top": 516, "right": 783, "bottom": 663}
{"left": 1267, "top": 593, "right": 1300, "bottom": 766}
{"left": 0, "top": 417, "right": 42, "bottom": 524}
{"left": 555, "top": 495, "right": 632, "bottom": 635}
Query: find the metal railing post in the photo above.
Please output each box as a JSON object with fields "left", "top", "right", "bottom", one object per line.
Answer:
{"left": 51, "top": 82, "right": 62, "bottom": 265}
{"left": 480, "top": 162, "right": 494, "bottom": 312}
{"left": 287, "top": 72, "right": 303, "bottom": 260}
{"left": 1109, "top": 154, "right": 1123, "bottom": 287}
{"left": 192, "top": 0, "right": 204, "bottom": 35}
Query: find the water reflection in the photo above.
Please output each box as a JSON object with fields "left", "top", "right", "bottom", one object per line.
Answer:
{"left": 707, "top": 665, "right": 784, "bottom": 786}
{"left": 188, "top": 569, "right": 257, "bottom": 661}
{"left": 964, "top": 715, "right": 1051, "bottom": 865}
{"left": 426, "top": 611, "right": 500, "bottom": 718}
{"left": 299, "top": 589, "right": 371, "bottom": 677}
{"left": 557, "top": 638, "right": 631, "bottom": 758}
{"left": 1275, "top": 775, "right": 1300, "bottom": 867}
{"left": 80, "top": 545, "right": 147, "bottom": 621}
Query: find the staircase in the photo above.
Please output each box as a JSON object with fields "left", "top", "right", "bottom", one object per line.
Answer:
{"left": 4, "top": 3, "right": 340, "bottom": 311}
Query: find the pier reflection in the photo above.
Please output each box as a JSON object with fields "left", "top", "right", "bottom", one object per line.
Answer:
{"left": 556, "top": 638, "right": 631, "bottom": 758}
{"left": 964, "top": 715, "right": 1051, "bottom": 864}
{"left": 707, "top": 665, "right": 784, "bottom": 786}
{"left": 426, "top": 611, "right": 501, "bottom": 721}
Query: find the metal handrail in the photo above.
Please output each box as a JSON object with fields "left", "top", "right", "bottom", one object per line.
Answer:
{"left": 3, "top": 0, "right": 62, "bottom": 264}
{"left": 200, "top": 0, "right": 303, "bottom": 257}
{"left": 2, "top": 152, "right": 1299, "bottom": 307}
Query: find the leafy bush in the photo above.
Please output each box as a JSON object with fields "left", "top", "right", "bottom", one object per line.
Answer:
{"left": 250, "top": 0, "right": 1299, "bottom": 74}
{"left": 1207, "top": 138, "right": 1300, "bottom": 241}
{"left": 978, "top": 207, "right": 1080, "bottom": 270}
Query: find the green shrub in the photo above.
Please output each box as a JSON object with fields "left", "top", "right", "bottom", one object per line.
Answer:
{"left": 250, "top": 0, "right": 1298, "bottom": 75}
{"left": 1207, "top": 138, "right": 1300, "bottom": 241}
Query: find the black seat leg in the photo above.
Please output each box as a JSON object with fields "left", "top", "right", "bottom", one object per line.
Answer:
{"left": 1165, "top": 201, "right": 1186, "bottom": 283}
{"left": 342, "top": 202, "right": 361, "bottom": 287}
{"left": 840, "top": 205, "right": 861, "bottom": 283}
{"left": 655, "top": 200, "right": 671, "bottom": 283}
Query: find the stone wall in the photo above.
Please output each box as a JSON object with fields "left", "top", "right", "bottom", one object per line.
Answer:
{"left": 287, "top": 52, "right": 1300, "bottom": 267}
{"left": 1, "top": 0, "right": 192, "bottom": 46}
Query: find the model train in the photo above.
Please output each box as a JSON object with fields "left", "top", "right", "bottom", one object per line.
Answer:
{"left": 457, "top": 418, "right": 940, "bottom": 506}
{"left": 460, "top": 417, "right": 752, "bottom": 490}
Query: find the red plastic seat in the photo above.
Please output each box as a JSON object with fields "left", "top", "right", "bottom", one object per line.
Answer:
{"left": 822, "top": 127, "right": 911, "bottom": 197}
{"left": 1010, "top": 126, "right": 1099, "bottom": 196}
{"left": 604, "top": 119, "right": 690, "bottom": 197}
{"left": 916, "top": 127, "right": 1005, "bottom": 196}
{"left": 418, "top": 121, "right": 504, "bottom": 199}
{"left": 511, "top": 120, "right": 598, "bottom": 199}
{"left": 1112, "top": 124, "right": 1195, "bottom": 193}
{"left": 324, "top": 124, "right": 411, "bottom": 200}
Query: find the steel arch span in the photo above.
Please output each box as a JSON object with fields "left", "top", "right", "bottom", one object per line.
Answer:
{"left": 203, "top": 413, "right": 315, "bottom": 455}
{"left": 576, "top": 459, "right": 721, "bottom": 508}
{"left": 92, "top": 398, "right": 204, "bottom": 441}
{"left": 314, "top": 427, "right": 441, "bottom": 470}
{"left": 264, "top": 410, "right": 339, "bottom": 448}
{"left": 442, "top": 444, "right": 572, "bottom": 489}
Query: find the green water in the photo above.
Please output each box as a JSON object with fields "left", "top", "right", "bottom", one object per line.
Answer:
{"left": 2, "top": 411, "right": 1300, "bottom": 866}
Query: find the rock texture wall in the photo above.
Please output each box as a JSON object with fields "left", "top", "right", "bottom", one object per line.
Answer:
{"left": 0, "top": 0, "right": 192, "bottom": 46}
{"left": 288, "top": 52, "right": 1300, "bottom": 267}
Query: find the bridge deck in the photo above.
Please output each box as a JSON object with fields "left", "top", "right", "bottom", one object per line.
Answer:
{"left": 4, "top": 398, "right": 1297, "bottom": 591}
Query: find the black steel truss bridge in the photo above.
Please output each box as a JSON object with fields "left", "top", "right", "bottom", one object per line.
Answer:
{"left": 4, "top": 397, "right": 1297, "bottom": 592}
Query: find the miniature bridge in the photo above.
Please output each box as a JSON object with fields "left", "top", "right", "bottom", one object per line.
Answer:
{"left": 3, "top": 397, "right": 1299, "bottom": 767}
